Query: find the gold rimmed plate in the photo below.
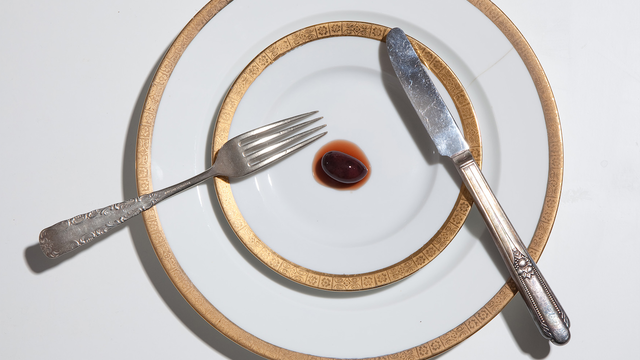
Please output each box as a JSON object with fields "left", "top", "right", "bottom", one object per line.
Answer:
{"left": 213, "top": 22, "right": 482, "bottom": 291}
{"left": 136, "top": 0, "right": 562, "bottom": 358}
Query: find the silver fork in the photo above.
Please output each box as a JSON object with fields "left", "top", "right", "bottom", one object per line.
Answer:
{"left": 39, "top": 111, "right": 326, "bottom": 259}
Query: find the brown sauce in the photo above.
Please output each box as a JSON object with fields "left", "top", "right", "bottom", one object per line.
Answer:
{"left": 313, "top": 139, "right": 371, "bottom": 190}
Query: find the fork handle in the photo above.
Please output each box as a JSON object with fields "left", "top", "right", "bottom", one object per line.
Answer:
{"left": 39, "top": 169, "right": 215, "bottom": 258}
{"left": 451, "top": 150, "right": 570, "bottom": 345}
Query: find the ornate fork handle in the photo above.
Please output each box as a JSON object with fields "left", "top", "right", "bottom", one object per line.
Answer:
{"left": 452, "top": 150, "right": 570, "bottom": 345}
{"left": 39, "top": 169, "right": 214, "bottom": 258}
{"left": 39, "top": 111, "right": 327, "bottom": 259}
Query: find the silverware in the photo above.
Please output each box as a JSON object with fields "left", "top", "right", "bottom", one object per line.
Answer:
{"left": 40, "top": 111, "right": 327, "bottom": 259}
{"left": 386, "top": 27, "right": 570, "bottom": 345}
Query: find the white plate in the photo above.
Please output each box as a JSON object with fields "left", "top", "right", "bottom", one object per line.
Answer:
{"left": 230, "top": 34, "right": 459, "bottom": 275}
{"left": 137, "top": 0, "right": 562, "bottom": 358}
{"left": 213, "top": 22, "right": 484, "bottom": 290}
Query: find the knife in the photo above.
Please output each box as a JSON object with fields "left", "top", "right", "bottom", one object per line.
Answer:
{"left": 386, "top": 27, "right": 570, "bottom": 345}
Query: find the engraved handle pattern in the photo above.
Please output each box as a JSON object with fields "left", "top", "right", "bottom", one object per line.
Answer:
{"left": 39, "top": 169, "right": 213, "bottom": 258}
{"left": 451, "top": 150, "right": 570, "bottom": 345}
{"left": 39, "top": 193, "right": 162, "bottom": 258}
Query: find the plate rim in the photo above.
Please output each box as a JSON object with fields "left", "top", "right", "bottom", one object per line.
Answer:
{"left": 135, "top": 0, "right": 563, "bottom": 358}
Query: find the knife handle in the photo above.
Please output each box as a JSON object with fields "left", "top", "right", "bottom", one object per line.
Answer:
{"left": 451, "top": 150, "right": 570, "bottom": 345}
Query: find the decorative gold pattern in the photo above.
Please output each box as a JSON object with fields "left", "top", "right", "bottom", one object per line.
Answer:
{"left": 135, "top": 0, "right": 563, "bottom": 359}
{"left": 212, "top": 22, "right": 482, "bottom": 292}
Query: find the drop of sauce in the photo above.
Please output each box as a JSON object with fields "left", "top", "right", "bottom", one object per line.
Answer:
{"left": 313, "top": 140, "right": 371, "bottom": 190}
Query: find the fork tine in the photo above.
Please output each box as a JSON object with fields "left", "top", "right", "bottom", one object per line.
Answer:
{"left": 234, "top": 111, "right": 318, "bottom": 144}
{"left": 245, "top": 124, "right": 327, "bottom": 163}
{"left": 248, "top": 131, "right": 327, "bottom": 170}
{"left": 242, "top": 116, "right": 323, "bottom": 150}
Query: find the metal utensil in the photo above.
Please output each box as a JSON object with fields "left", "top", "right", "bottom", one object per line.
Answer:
{"left": 386, "top": 27, "right": 570, "bottom": 345}
{"left": 40, "top": 111, "right": 327, "bottom": 259}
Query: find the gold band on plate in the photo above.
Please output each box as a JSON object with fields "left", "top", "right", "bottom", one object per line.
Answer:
{"left": 135, "top": 0, "right": 563, "bottom": 358}
{"left": 213, "top": 22, "right": 482, "bottom": 291}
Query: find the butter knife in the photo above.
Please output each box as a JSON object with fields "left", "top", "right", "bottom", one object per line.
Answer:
{"left": 386, "top": 27, "right": 570, "bottom": 345}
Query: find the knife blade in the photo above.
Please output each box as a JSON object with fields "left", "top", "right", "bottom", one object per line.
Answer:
{"left": 386, "top": 27, "right": 570, "bottom": 345}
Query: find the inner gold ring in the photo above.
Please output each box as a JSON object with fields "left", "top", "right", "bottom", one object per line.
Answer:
{"left": 212, "top": 21, "right": 482, "bottom": 291}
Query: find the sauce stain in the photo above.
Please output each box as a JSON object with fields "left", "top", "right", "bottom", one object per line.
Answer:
{"left": 313, "top": 139, "right": 371, "bottom": 190}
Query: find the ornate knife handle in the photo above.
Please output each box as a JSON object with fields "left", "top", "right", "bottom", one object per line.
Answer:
{"left": 452, "top": 150, "right": 570, "bottom": 345}
{"left": 39, "top": 170, "right": 213, "bottom": 259}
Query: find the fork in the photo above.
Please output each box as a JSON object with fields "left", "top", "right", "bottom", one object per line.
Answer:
{"left": 39, "top": 111, "right": 326, "bottom": 259}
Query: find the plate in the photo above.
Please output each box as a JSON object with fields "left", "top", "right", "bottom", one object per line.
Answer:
{"left": 136, "top": 0, "right": 563, "bottom": 358}
{"left": 213, "top": 22, "right": 483, "bottom": 290}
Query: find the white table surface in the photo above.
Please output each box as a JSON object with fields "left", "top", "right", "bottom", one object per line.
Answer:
{"left": 2, "top": 0, "right": 638, "bottom": 359}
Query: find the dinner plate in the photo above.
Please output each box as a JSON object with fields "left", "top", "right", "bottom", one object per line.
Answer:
{"left": 212, "top": 22, "right": 483, "bottom": 290}
{"left": 136, "top": 0, "right": 563, "bottom": 358}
